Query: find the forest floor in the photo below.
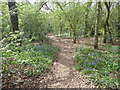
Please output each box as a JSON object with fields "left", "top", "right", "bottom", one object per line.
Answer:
{"left": 2, "top": 34, "right": 119, "bottom": 89}
{"left": 36, "top": 35, "right": 94, "bottom": 88}
{"left": 3, "top": 34, "right": 103, "bottom": 88}
{"left": 32, "top": 34, "right": 96, "bottom": 88}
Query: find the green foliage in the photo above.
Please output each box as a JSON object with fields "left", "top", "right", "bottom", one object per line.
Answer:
{"left": 18, "top": 3, "right": 51, "bottom": 39}
{"left": 1, "top": 2, "right": 119, "bottom": 42}
{"left": 51, "top": 10, "right": 66, "bottom": 35}
{"left": 52, "top": 2, "right": 84, "bottom": 38}
{"left": 101, "top": 45, "right": 119, "bottom": 54}
{"left": 1, "top": 2, "right": 52, "bottom": 40}
{"left": 1, "top": 2, "right": 11, "bottom": 38}
{"left": 1, "top": 44, "right": 58, "bottom": 76}
{"left": 74, "top": 46, "right": 119, "bottom": 88}
{"left": 0, "top": 31, "right": 29, "bottom": 54}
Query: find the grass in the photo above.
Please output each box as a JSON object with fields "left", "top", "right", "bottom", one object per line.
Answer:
{"left": 73, "top": 46, "right": 119, "bottom": 89}
{"left": 1, "top": 44, "right": 58, "bottom": 76}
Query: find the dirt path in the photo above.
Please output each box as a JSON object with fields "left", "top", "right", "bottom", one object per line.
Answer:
{"left": 3, "top": 34, "right": 95, "bottom": 88}
{"left": 38, "top": 34, "right": 95, "bottom": 88}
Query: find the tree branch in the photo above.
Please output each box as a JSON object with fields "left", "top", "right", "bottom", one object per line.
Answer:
{"left": 44, "top": 3, "right": 54, "bottom": 13}
{"left": 56, "top": 2, "right": 64, "bottom": 11}
{"left": 36, "top": 2, "right": 47, "bottom": 12}
{"left": 55, "top": 2, "right": 74, "bottom": 29}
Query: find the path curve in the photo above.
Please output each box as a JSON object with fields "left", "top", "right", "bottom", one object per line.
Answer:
{"left": 39, "top": 34, "right": 95, "bottom": 88}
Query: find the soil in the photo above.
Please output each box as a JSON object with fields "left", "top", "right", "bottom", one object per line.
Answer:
{"left": 2, "top": 34, "right": 96, "bottom": 88}
{"left": 36, "top": 34, "right": 95, "bottom": 88}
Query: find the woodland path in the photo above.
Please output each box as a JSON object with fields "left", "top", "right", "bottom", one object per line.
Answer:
{"left": 37, "top": 34, "right": 95, "bottom": 88}
{"left": 7, "top": 34, "right": 96, "bottom": 88}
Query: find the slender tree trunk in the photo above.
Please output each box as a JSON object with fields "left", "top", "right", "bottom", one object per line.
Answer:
{"left": 84, "top": 12, "right": 88, "bottom": 37}
{"left": 8, "top": 1, "right": 19, "bottom": 32}
{"left": 94, "top": 1, "right": 101, "bottom": 49}
{"left": 107, "top": 25, "right": 112, "bottom": 43}
{"left": 117, "top": 3, "right": 120, "bottom": 45}
{"left": 70, "top": 29, "right": 72, "bottom": 37}
{"left": 73, "top": 29, "right": 77, "bottom": 43}
{"left": 60, "top": 25, "right": 63, "bottom": 34}
{"left": 103, "top": 23, "right": 107, "bottom": 43}
{"left": 56, "top": 2, "right": 77, "bottom": 43}
{"left": 8, "top": 1, "right": 21, "bottom": 45}
{"left": 103, "top": 2, "right": 112, "bottom": 43}
{"left": 106, "top": 4, "right": 112, "bottom": 43}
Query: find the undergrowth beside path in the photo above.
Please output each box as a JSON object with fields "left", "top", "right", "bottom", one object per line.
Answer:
{"left": 73, "top": 46, "right": 119, "bottom": 89}
{"left": 1, "top": 43, "right": 58, "bottom": 88}
{"left": 1, "top": 34, "right": 119, "bottom": 89}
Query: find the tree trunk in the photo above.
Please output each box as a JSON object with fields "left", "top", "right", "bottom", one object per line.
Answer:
{"left": 56, "top": 2, "right": 77, "bottom": 43}
{"left": 103, "top": 23, "right": 107, "bottom": 43}
{"left": 84, "top": 12, "right": 88, "bottom": 37}
{"left": 8, "top": 1, "right": 19, "bottom": 32}
{"left": 73, "top": 29, "right": 77, "bottom": 43}
{"left": 104, "top": 2, "right": 112, "bottom": 43}
{"left": 107, "top": 25, "right": 112, "bottom": 43}
{"left": 60, "top": 25, "right": 63, "bottom": 34}
{"left": 84, "top": 2, "right": 92, "bottom": 37}
{"left": 94, "top": 1, "right": 101, "bottom": 49}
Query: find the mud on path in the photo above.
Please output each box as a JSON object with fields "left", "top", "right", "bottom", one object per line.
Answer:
{"left": 37, "top": 34, "right": 95, "bottom": 88}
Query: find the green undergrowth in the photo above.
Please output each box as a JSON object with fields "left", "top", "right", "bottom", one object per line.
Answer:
{"left": 1, "top": 44, "right": 58, "bottom": 76}
{"left": 101, "top": 44, "right": 119, "bottom": 54}
{"left": 73, "top": 46, "right": 119, "bottom": 89}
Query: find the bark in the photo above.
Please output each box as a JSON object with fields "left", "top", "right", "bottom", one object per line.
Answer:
{"left": 103, "top": 24, "right": 107, "bottom": 43}
{"left": 104, "top": 2, "right": 112, "bottom": 43}
{"left": 58, "top": 16, "right": 63, "bottom": 34}
{"left": 60, "top": 25, "right": 63, "bottom": 34}
{"left": 94, "top": 1, "right": 101, "bottom": 49}
{"left": 84, "top": 12, "right": 88, "bottom": 37}
{"left": 117, "top": 3, "right": 120, "bottom": 45}
{"left": 8, "top": 1, "right": 19, "bottom": 32}
{"left": 73, "top": 29, "right": 77, "bottom": 43}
